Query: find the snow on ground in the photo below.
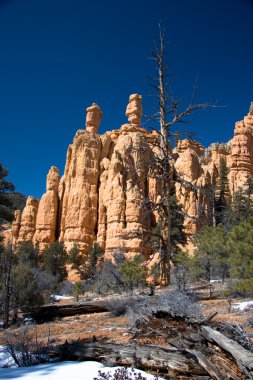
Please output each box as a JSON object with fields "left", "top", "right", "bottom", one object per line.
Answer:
{"left": 0, "top": 346, "right": 165, "bottom": 379}
{"left": 0, "top": 346, "right": 15, "bottom": 369}
{"left": 50, "top": 295, "right": 74, "bottom": 301}
{"left": 0, "top": 360, "right": 165, "bottom": 379}
{"left": 232, "top": 300, "right": 253, "bottom": 311}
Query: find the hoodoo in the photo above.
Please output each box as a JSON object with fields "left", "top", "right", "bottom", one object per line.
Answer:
{"left": 12, "top": 97, "right": 253, "bottom": 260}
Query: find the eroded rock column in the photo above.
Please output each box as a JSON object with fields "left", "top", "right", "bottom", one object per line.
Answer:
{"left": 33, "top": 166, "right": 60, "bottom": 251}
{"left": 59, "top": 103, "right": 102, "bottom": 253}
{"left": 229, "top": 103, "right": 253, "bottom": 192}
{"left": 97, "top": 94, "right": 154, "bottom": 260}
{"left": 17, "top": 196, "right": 39, "bottom": 242}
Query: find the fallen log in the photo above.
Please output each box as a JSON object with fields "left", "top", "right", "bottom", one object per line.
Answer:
{"left": 49, "top": 340, "right": 209, "bottom": 379}
{"left": 186, "top": 349, "right": 223, "bottom": 380}
{"left": 202, "top": 325, "right": 253, "bottom": 379}
{"left": 28, "top": 301, "right": 109, "bottom": 321}
{"left": 133, "top": 312, "right": 251, "bottom": 379}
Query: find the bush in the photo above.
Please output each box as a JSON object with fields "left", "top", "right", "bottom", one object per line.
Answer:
{"left": 0, "top": 205, "right": 14, "bottom": 222}
{"left": 57, "top": 280, "right": 73, "bottom": 296}
{"left": 94, "top": 367, "right": 158, "bottom": 380}
{"left": 92, "top": 260, "right": 124, "bottom": 295}
{"left": 127, "top": 290, "right": 203, "bottom": 327}
{"left": 106, "top": 297, "right": 139, "bottom": 317}
{"left": 4, "top": 326, "right": 52, "bottom": 367}
{"left": 226, "top": 278, "right": 253, "bottom": 297}
{"left": 172, "top": 250, "right": 193, "bottom": 291}
{"left": 11, "top": 264, "right": 44, "bottom": 312}
{"left": 154, "top": 290, "right": 202, "bottom": 319}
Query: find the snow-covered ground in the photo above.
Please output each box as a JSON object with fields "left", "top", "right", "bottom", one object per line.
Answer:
{"left": 0, "top": 346, "right": 15, "bottom": 369}
{"left": 232, "top": 300, "right": 253, "bottom": 311}
{"left": 0, "top": 361, "right": 165, "bottom": 380}
{"left": 50, "top": 295, "right": 74, "bottom": 301}
{"left": 0, "top": 346, "right": 164, "bottom": 379}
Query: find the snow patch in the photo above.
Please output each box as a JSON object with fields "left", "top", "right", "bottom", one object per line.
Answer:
{"left": 232, "top": 300, "right": 253, "bottom": 311}
{"left": 50, "top": 295, "right": 74, "bottom": 301}
{"left": 0, "top": 345, "right": 16, "bottom": 368}
{"left": 0, "top": 360, "right": 165, "bottom": 379}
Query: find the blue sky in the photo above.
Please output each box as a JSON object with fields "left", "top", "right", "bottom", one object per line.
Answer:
{"left": 1, "top": 0, "right": 253, "bottom": 199}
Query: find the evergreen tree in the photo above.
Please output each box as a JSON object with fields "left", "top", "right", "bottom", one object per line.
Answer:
{"left": 193, "top": 225, "right": 229, "bottom": 282}
{"left": 172, "top": 250, "right": 192, "bottom": 291}
{"left": 16, "top": 242, "right": 39, "bottom": 268}
{"left": 215, "top": 157, "right": 230, "bottom": 226}
{"left": 82, "top": 242, "right": 103, "bottom": 280}
{"left": 170, "top": 194, "right": 187, "bottom": 259}
{"left": 0, "top": 163, "right": 15, "bottom": 222}
{"left": 43, "top": 241, "right": 67, "bottom": 283}
{"left": 0, "top": 163, "right": 14, "bottom": 193}
{"left": 227, "top": 217, "right": 253, "bottom": 295}
{"left": 72, "top": 281, "right": 83, "bottom": 301}
{"left": 11, "top": 264, "right": 44, "bottom": 315}
{"left": 67, "top": 243, "right": 83, "bottom": 274}
{"left": 119, "top": 254, "right": 146, "bottom": 292}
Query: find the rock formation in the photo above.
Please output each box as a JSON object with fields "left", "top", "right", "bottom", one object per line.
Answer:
{"left": 33, "top": 166, "right": 60, "bottom": 251}
{"left": 12, "top": 210, "right": 21, "bottom": 241}
{"left": 12, "top": 97, "right": 253, "bottom": 260}
{"left": 58, "top": 130, "right": 101, "bottom": 254}
{"left": 85, "top": 103, "right": 102, "bottom": 134}
{"left": 228, "top": 103, "right": 253, "bottom": 193}
{"left": 17, "top": 196, "right": 39, "bottom": 243}
{"left": 174, "top": 139, "right": 213, "bottom": 233}
{"left": 125, "top": 93, "right": 143, "bottom": 125}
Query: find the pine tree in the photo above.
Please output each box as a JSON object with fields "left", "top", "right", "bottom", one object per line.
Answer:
{"left": 67, "top": 243, "right": 83, "bottom": 274}
{"left": 170, "top": 193, "right": 187, "bottom": 259}
{"left": 16, "top": 242, "right": 39, "bottom": 268}
{"left": 0, "top": 163, "right": 14, "bottom": 193}
{"left": 193, "top": 225, "right": 229, "bottom": 282}
{"left": 215, "top": 157, "right": 230, "bottom": 226}
{"left": 43, "top": 241, "right": 67, "bottom": 283}
{"left": 0, "top": 163, "right": 15, "bottom": 222}
{"left": 72, "top": 281, "right": 83, "bottom": 301}
{"left": 81, "top": 242, "right": 103, "bottom": 280}
{"left": 227, "top": 217, "right": 253, "bottom": 295}
{"left": 119, "top": 255, "right": 146, "bottom": 292}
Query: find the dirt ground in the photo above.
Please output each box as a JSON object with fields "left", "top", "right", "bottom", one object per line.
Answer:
{"left": 1, "top": 295, "right": 253, "bottom": 348}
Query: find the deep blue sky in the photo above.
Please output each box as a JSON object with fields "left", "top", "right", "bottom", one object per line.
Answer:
{"left": 1, "top": 0, "right": 253, "bottom": 199}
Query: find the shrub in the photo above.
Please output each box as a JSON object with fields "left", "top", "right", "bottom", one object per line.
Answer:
{"left": 127, "top": 290, "right": 203, "bottom": 327}
{"left": 11, "top": 264, "right": 44, "bottom": 312}
{"left": 106, "top": 297, "right": 140, "bottom": 317}
{"left": 154, "top": 290, "right": 202, "bottom": 319}
{"left": 4, "top": 326, "right": 52, "bottom": 367}
{"left": 93, "top": 367, "right": 158, "bottom": 380}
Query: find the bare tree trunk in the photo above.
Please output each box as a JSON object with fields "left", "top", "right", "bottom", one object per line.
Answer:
{"left": 3, "top": 242, "right": 13, "bottom": 328}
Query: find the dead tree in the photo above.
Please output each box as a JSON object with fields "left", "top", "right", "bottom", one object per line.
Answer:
{"left": 143, "top": 24, "right": 217, "bottom": 286}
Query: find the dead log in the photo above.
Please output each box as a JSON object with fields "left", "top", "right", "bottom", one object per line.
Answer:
{"left": 185, "top": 349, "right": 224, "bottom": 380}
{"left": 49, "top": 341, "right": 209, "bottom": 379}
{"left": 202, "top": 326, "right": 253, "bottom": 379}
{"left": 28, "top": 301, "right": 109, "bottom": 321}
